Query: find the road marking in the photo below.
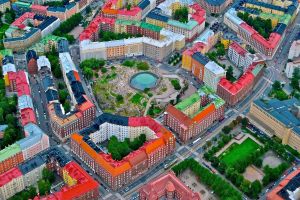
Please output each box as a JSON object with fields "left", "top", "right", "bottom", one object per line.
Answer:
{"left": 263, "top": 77, "right": 273, "bottom": 84}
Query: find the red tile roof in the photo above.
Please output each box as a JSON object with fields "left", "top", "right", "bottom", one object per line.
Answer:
{"left": 11, "top": 12, "right": 35, "bottom": 29}
{"left": 0, "top": 167, "right": 22, "bottom": 187}
{"left": 118, "top": 7, "right": 141, "bottom": 16}
{"left": 79, "top": 16, "right": 115, "bottom": 41}
{"left": 20, "top": 108, "right": 37, "bottom": 126}
{"left": 139, "top": 171, "right": 201, "bottom": 200}
{"left": 218, "top": 70, "right": 254, "bottom": 95}
{"left": 165, "top": 104, "right": 193, "bottom": 127}
{"left": 189, "top": 3, "right": 206, "bottom": 25}
{"left": 193, "top": 103, "right": 216, "bottom": 122}
{"left": 229, "top": 42, "right": 247, "bottom": 56}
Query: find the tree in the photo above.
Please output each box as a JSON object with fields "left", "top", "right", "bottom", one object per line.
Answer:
{"left": 53, "top": 13, "right": 83, "bottom": 36}
{"left": 126, "top": 3, "right": 131, "bottom": 10}
{"left": 136, "top": 62, "right": 149, "bottom": 70}
{"left": 272, "top": 81, "right": 282, "bottom": 91}
{"left": 241, "top": 117, "right": 249, "bottom": 128}
{"left": 250, "top": 180, "right": 262, "bottom": 198}
{"left": 216, "top": 44, "right": 225, "bottom": 57}
{"left": 173, "top": 6, "right": 188, "bottom": 23}
{"left": 63, "top": 101, "right": 71, "bottom": 113}
{"left": 58, "top": 89, "right": 69, "bottom": 104}
{"left": 83, "top": 67, "right": 93, "bottom": 79}
{"left": 226, "top": 66, "right": 235, "bottom": 82}
{"left": 222, "top": 126, "right": 232, "bottom": 134}
{"left": 42, "top": 168, "right": 55, "bottom": 183}
{"left": 171, "top": 79, "right": 181, "bottom": 90}
{"left": 116, "top": 94, "right": 124, "bottom": 103}
{"left": 38, "top": 179, "right": 51, "bottom": 196}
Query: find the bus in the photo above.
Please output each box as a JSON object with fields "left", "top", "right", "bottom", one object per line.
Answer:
{"left": 192, "top": 137, "right": 202, "bottom": 145}
{"left": 164, "top": 158, "right": 178, "bottom": 169}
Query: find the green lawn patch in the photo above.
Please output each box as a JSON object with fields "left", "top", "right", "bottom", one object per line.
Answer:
{"left": 130, "top": 93, "right": 143, "bottom": 104}
{"left": 220, "top": 138, "right": 260, "bottom": 167}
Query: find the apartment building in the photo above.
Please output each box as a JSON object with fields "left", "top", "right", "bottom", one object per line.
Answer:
{"left": 203, "top": 61, "right": 226, "bottom": 91}
{"left": 198, "top": 0, "right": 232, "bottom": 13}
{"left": 217, "top": 63, "right": 264, "bottom": 106}
{"left": 0, "top": 0, "right": 10, "bottom": 13}
{"left": 248, "top": 98, "right": 300, "bottom": 152}
{"left": 164, "top": 85, "right": 225, "bottom": 143}
{"left": 70, "top": 114, "right": 175, "bottom": 190}
{"left": 139, "top": 171, "right": 201, "bottom": 200}
{"left": 228, "top": 42, "right": 248, "bottom": 69}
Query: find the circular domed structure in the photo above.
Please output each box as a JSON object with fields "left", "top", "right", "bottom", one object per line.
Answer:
{"left": 130, "top": 72, "right": 159, "bottom": 91}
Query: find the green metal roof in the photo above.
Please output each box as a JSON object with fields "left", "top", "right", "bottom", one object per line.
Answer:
{"left": 0, "top": 49, "right": 12, "bottom": 57}
{"left": 252, "top": 64, "right": 264, "bottom": 77}
{"left": 175, "top": 93, "right": 200, "bottom": 111}
{"left": 259, "top": 12, "right": 291, "bottom": 25}
{"left": 115, "top": 19, "right": 141, "bottom": 26}
{"left": 0, "top": 143, "right": 21, "bottom": 162}
{"left": 140, "top": 22, "right": 162, "bottom": 32}
{"left": 115, "top": 19, "right": 162, "bottom": 32}
{"left": 167, "top": 19, "right": 198, "bottom": 30}
{"left": 175, "top": 85, "right": 225, "bottom": 113}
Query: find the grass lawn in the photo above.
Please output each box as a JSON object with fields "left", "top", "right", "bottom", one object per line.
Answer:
{"left": 130, "top": 93, "right": 143, "bottom": 104}
{"left": 0, "top": 24, "right": 9, "bottom": 39}
{"left": 219, "top": 138, "right": 260, "bottom": 167}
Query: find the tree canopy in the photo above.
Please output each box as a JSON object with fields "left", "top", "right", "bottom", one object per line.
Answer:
{"left": 108, "top": 134, "right": 147, "bottom": 161}
{"left": 173, "top": 7, "right": 189, "bottom": 23}
{"left": 237, "top": 12, "right": 272, "bottom": 39}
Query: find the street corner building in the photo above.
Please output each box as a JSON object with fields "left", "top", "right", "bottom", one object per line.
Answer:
{"left": 163, "top": 85, "right": 225, "bottom": 143}
{"left": 139, "top": 171, "right": 201, "bottom": 200}
{"left": 70, "top": 113, "right": 176, "bottom": 190}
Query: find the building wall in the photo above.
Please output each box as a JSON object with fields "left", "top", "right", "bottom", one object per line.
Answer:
{"left": 22, "top": 164, "right": 45, "bottom": 187}
{"left": 0, "top": 0, "right": 10, "bottom": 13}
{"left": 0, "top": 152, "right": 24, "bottom": 174}
{"left": 4, "top": 30, "right": 42, "bottom": 52}
{"left": 249, "top": 102, "right": 300, "bottom": 152}
{"left": 0, "top": 174, "right": 24, "bottom": 199}
{"left": 285, "top": 60, "right": 300, "bottom": 78}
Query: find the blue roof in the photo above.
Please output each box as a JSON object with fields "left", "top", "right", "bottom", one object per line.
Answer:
{"left": 0, "top": 0, "right": 9, "bottom": 4}
{"left": 37, "top": 16, "right": 58, "bottom": 31}
{"left": 46, "top": 88, "right": 59, "bottom": 102}
{"left": 41, "top": 75, "right": 54, "bottom": 90}
{"left": 17, "top": 123, "right": 46, "bottom": 150}
{"left": 274, "top": 23, "right": 287, "bottom": 35}
{"left": 18, "top": 155, "right": 45, "bottom": 174}
{"left": 66, "top": 2, "right": 76, "bottom": 9}
{"left": 70, "top": 81, "right": 86, "bottom": 104}
{"left": 138, "top": 0, "right": 150, "bottom": 9}
{"left": 192, "top": 52, "right": 209, "bottom": 66}
{"left": 254, "top": 98, "right": 300, "bottom": 135}
{"left": 26, "top": 50, "right": 38, "bottom": 62}
{"left": 2, "top": 56, "right": 14, "bottom": 65}
{"left": 246, "top": 0, "right": 286, "bottom": 12}
{"left": 58, "top": 39, "right": 69, "bottom": 53}
{"left": 146, "top": 9, "right": 169, "bottom": 22}
{"left": 205, "top": 0, "right": 226, "bottom": 6}
{"left": 47, "top": 6, "right": 66, "bottom": 12}
{"left": 4, "top": 28, "right": 40, "bottom": 42}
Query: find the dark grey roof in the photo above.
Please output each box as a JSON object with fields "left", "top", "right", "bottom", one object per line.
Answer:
{"left": 79, "top": 113, "right": 129, "bottom": 136}
{"left": 18, "top": 155, "right": 45, "bottom": 174}
{"left": 40, "top": 146, "right": 71, "bottom": 167}
{"left": 70, "top": 81, "right": 86, "bottom": 104}
{"left": 277, "top": 171, "right": 300, "bottom": 200}
{"left": 46, "top": 88, "right": 59, "bottom": 102}
{"left": 192, "top": 52, "right": 209, "bottom": 66}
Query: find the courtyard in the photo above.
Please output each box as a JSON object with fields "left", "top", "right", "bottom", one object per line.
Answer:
{"left": 92, "top": 60, "right": 184, "bottom": 116}
{"left": 179, "top": 169, "right": 217, "bottom": 200}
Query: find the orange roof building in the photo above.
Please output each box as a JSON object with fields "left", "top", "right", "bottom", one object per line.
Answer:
{"left": 70, "top": 114, "right": 175, "bottom": 190}
{"left": 164, "top": 85, "right": 225, "bottom": 143}
{"left": 266, "top": 168, "right": 300, "bottom": 200}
